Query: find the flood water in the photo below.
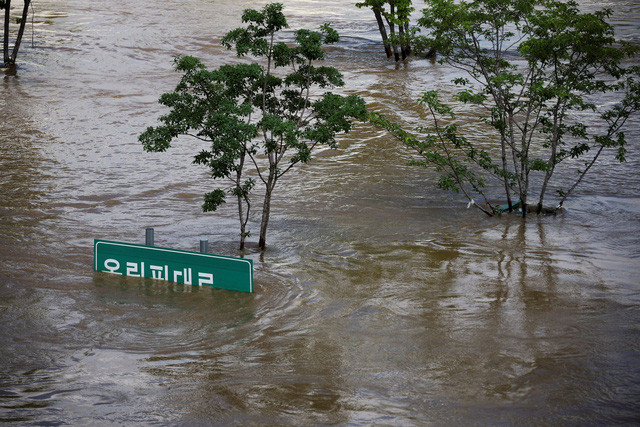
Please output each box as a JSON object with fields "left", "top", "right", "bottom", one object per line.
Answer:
{"left": 2, "top": 0, "right": 640, "bottom": 424}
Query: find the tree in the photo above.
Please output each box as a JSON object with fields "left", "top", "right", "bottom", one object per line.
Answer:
{"left": 356, "top": 0, "right": 415, "bottom": 61}
{"left": 140, "top": 3, "right": 366, "bottom": 250}
{"left": 370, "top": 0, "right": 640, "bottom": 216}
{"left": 140, "top": 58, "right": 261, "bottom": 249}
{"left": 1, "top": 0, "right": 31, "bottom": 67}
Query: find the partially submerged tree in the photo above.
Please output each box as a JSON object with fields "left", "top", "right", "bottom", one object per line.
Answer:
{"left": 1, "top": 0, "right": 31, "bottom": 67}
{"left": 356, "top": 0, "right": 414, "bottom": 61}
{"left": 140, "top": 3, "right": 366, "bottom": 249}
{"left": 140, "top": 59, "right": 261, "bottom": 249}
{"left": 370, "top": 0, "right": 640, "bottom": 216}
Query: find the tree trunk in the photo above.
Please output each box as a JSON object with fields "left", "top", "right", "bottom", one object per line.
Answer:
{"left": 398, "top": 22, "right": 408, "bottom": 60}
{"left": 239, "top": 220, "right": 246, "bottom": 250}
{"left": 3, "top": 0, "right": 10, "bottom": 65}
{"left": 372, "top": 8, "right": 392, "bottom": 58}
{"left": 10, "top": 0, "right": 29, "bottom": 63}
{"left": 513, "top": 113, "right": 528, "bottom": 218}
{"left": 537, "top": 161, "right": 554, "bottom": 214}
{"left": 499, "top": 113, "right": 513, "bottom": 212}
{"left": 403, "top": 22, "right": 411, "bottom": 56}
{"left": 397, "top": 2, "right": 411, "bottom": 61}
{"left": 387, "top": 3, "right": 400, "bottom": 61}
{"left": 236, "top": 151, "right": 246, "bottom": 250}
{"left": 237, "top": 190, "right": 246, "bottom": 250}
{"left": 521, "top": 166, "right": 529, "bottom": 218}
{"left": 258, "top": 173, "right": 276, "bottom": 250}
{"left": 503, "top": 171, "right": 513, "bottom": 212}
{"left": 537, "top": 107, "right": 561, "bottom": 213}
{"left": 239, "top": 193, "right": 251, "bottom": 251}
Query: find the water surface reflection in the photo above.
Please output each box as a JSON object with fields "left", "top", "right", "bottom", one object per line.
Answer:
{"left": 2, "top": 0, "right": 640, "bottom": 424}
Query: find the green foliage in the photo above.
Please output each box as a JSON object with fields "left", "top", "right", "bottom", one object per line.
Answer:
{"left": 373, "top": 0, "right": 640, "bottom": 215}
{"left": 202, "top": 189, "right": 226, "bottom": 212}
{"left": 139, "top": 56, "right": 261, "bottom": 226}
{"left": 356, "top": 0, "right": 414, "bottom": 25}
{"left": 140, "top": 3, "right": 366, "bottom": 249}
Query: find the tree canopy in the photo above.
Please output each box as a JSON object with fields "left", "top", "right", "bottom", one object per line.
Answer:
{"left": 371, "top": 0, "right": 640, "bottom": 216}
{"left": 140, "top": 3, "right": 366, "bottom": 249}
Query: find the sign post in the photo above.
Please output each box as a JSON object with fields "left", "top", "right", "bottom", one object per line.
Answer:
{"left": 94, "top": 239, "right": 253, "bottom": 293}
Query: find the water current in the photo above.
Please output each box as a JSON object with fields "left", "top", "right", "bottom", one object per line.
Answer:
{"left": 1, "top": 0, "right": 640, "bottom": 424}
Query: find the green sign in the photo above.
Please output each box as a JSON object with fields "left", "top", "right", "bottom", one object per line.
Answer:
{"left": 94, "top": 239, "right": 253, "bottom": 293}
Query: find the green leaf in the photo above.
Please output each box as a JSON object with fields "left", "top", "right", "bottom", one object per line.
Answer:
{"left": 202, "top": 189, "right": 226, "bottom": 212}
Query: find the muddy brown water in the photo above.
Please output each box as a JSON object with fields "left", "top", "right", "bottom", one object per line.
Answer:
{"left": 1, "top": 0, "right": 640, "bottom": 424}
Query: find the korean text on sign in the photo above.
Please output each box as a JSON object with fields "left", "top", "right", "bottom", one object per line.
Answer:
{"left": 102, "top": 258, "right": 214, "bottom": 286}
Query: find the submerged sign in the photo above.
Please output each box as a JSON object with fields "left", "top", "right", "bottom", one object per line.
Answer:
{"left": 94, "top": 239, "right": 253, "bottom": 293}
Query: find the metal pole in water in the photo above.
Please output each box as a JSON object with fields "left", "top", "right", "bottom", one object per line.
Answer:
{"left": 145, "top": 228, "right": 154, "bottom": 246}
{"left": 200, "top": 239, "right": 208, "bottom": 254}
